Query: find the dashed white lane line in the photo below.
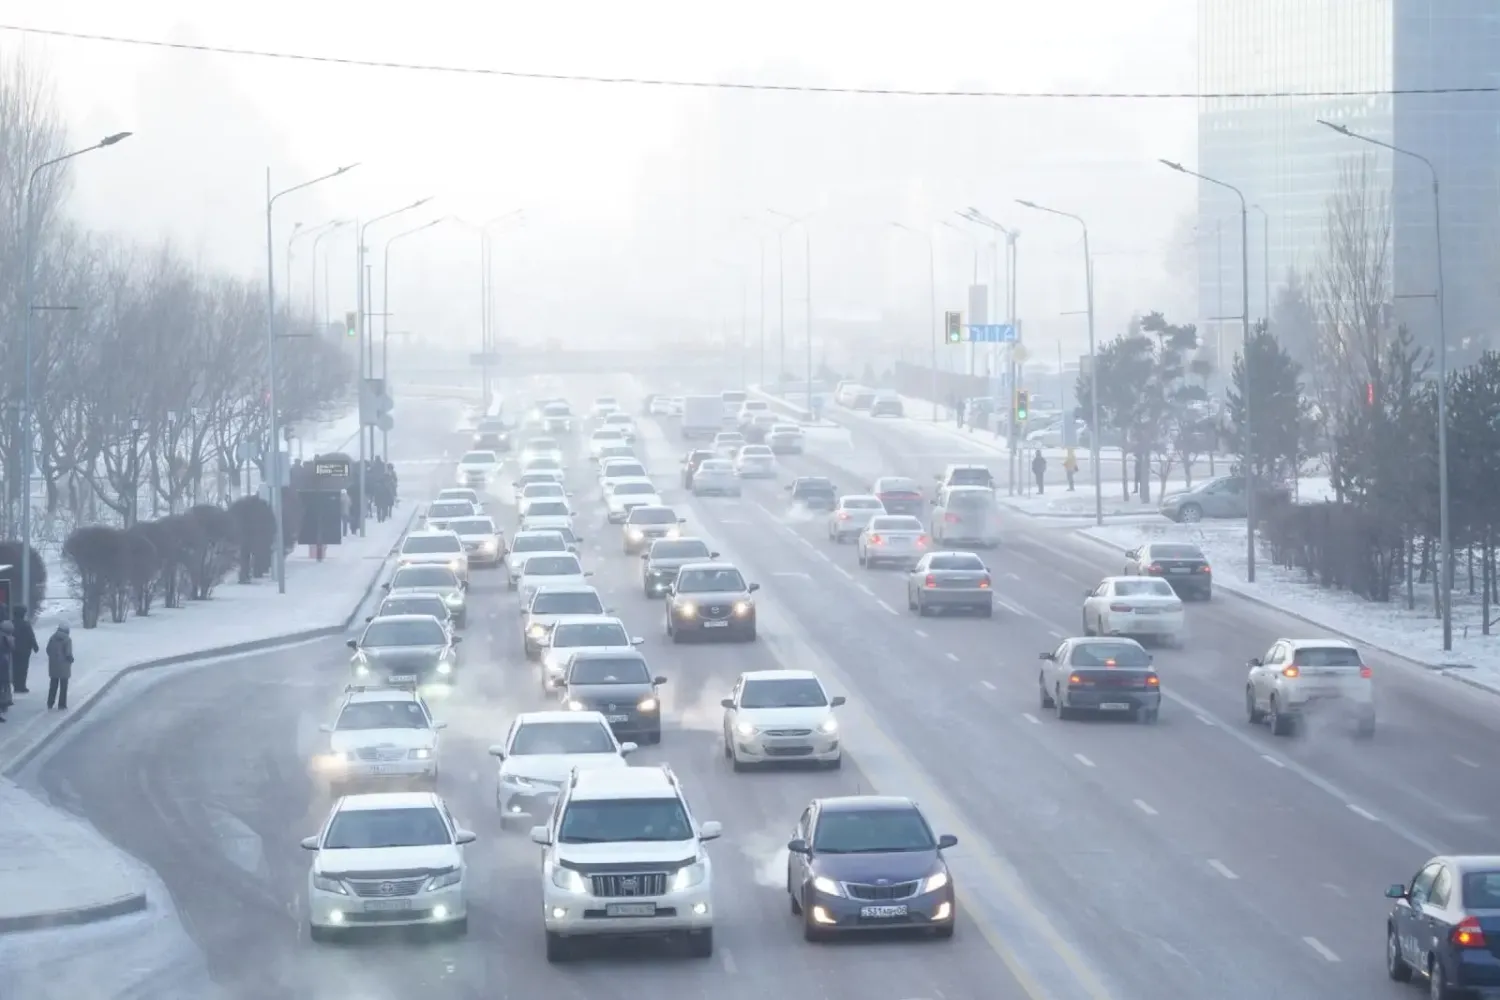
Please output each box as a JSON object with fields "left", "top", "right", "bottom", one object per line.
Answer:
{"left": 1196, "top": 714, "right": 1214, "bottom": 726}
{"left": 980, "top": 680, "right": 997, "bottom": 691}
{"left": 1047, "top": 629, "right": 1066, "bottom": 639}
{"left": 876, "top": 599, "right": 897, "bottom": 615}
{"left": 1207, "top": 859, "right": 1239, "bottom": 880}
{"left": 1347, "top": 804, "right": 1378, "bottom": 822}
{"left": 1455, "top": 754, "right": 1479, "bottom": 768}
{"left": 1133, "top": 799, "right": 1157, "bottom": 816}
{"left": 1021, "top": 712, "right": 1041, "bottom": 724}
{"left": 1302, "top": 936, "right": 1340, "bottom": 962}
{"left": 994, "top": 597, "right": 1026, "bottom": 615}
{"left": 837, "top": 567, "right": 853, "bottom": 579}
{"left": 815, "top": 550, "right": 831, "bottom": 562}
{"left": 1073, "top": 753, "right": 1095, "bottom": 768}
{"left": 1004, "top": 571, "right": 1021, "bottom": 580}
{"left": 914, "top": 629, "right": 929, "bottom": 638}
{"left": 1260, "top": 754, "right": 1286, "bottom": 768}
{"left": 857, "top": 583, "right": 874, "bottom": 596}
{"left": 945, "top": 652, "right": 960, "bottom": 662}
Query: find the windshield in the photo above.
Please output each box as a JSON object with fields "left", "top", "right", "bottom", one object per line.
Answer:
{"left": 525, "top": 501, "right": 570, "bottom": 517}
{"left": 511, "top": 721, "right": 616, "bottom": 755}
{"left": 592, "top": 429, "right": 623, "bottom": 440}
{"left": 531, "top": 591, "right": 604, "bottom": 614}
{"left": 438, "top": 490, "right": 478, "bottom": 504}
{"left": 336, "top": 701, "right": 429, "bottom": 731}
{"left": 379, "top": 597, "right": 448, "bottom": 618}
{"left": 428, "top": 503, "right": 474, "bottom": 519}
{"left": 323, "top": 807, "right": 451, "bottom": 850}
{"left": 570, "top": 657, "right": 651, "bottom": 685}
{"left": 1114, "top": 579, "right": 1175, "bottom": 597}
{"left": 1070, "top": 642, "right": 1152, "bottom": 667}
{"left": 604, "top": 463, "right": 646, "bottom": 478}
{"left": 930, "top": 554, "right": 985, "bottom": 571}
{"left": 1150, "top": 544, "right": 1205, "bottom": 559}
{"left": 461, "top": 451, "right": 497, "bottom": 464}
{"left": 629, "top": 508, "right": 677, "bottom": 525}
{"left": 522, "top": 483, "right": 565, "bottom": 498}
{"left": 553, "top": 622, "right": 629, "bottom": 647}
{"left": 870, "top": 516, "right": 923, "bottom": 532}
{"left": 362, "top": 619, "right": 447, "bottom": 647}
{"left": 513, "top": 535, "right": 565, "bottom": 554}
{"left": 523, "top": 556, "right": 582, "bottom": 576}
{"left": 651, "top": 540, "right": 710, "bottom": 559}
{"left": 876, "top": 479, "right": 920, "bottom": 494}
{"left": 813, "top": 808, "right": 935, "bottom": 853}
{"left": 948, "top": 469, "right": 993, "bottom": 486}
{"left": 391, "top": 566, "right": 459, "bottom": 589}
{"left": 676, "top": 568, "right": 746, "bottom": 593}
{"left": 613, "top": 482, "right": 655, "bottom": 496}
{"left": 402, "top": 535, "right": 461, "bottom": 554}
{"left": 558, "top": 799, "right": 692, "bottom": 844}
{"left": 543, "top": 404, "right": 570, "bottom": 415}
{"left": 449, "top": 519, "right": 495, "bottom": 537}
{"left": 741, "top": 678, "right": 827, "bottom": 708}
{"left": 1294, "top": 646, "right": 1363, "bottom": 667}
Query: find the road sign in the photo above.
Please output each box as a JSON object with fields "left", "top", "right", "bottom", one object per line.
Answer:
{"left": 967, "top": 324, "right": 1017, "bottom": 343}
{"left": 470, "top": 353, "right": 503, "bottom": 366}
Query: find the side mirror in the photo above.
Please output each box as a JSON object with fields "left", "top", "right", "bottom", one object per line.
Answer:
{"left": 487, "top": 745, "right": 505, "bottom": 759}
{"left": 575, "top": 536, "right": 585, "bottom": 542}
{"left": 381, "top": 583, "right": 390, "bottom": 591}
{"left": 605, "top": 607, "right": 616, "bottom": 614}
{"left": 699, "top": 820, "right": 723, "bottom": 842}
{"left": 455, "top": 829, "right": 477, "bottom": 846}
{"left": 1385, "top": 883, "right": 1407, "bottom": 900}
{"left": 1084, "top": 589, "right": 1093, "bottom": 598}
{"left": 318, "top": 723, "right": 333, "bottom": 733}
{"left": 530, "top": 826, "right": 552, "bottom": 846}
{"left": 364, "top": 616, "right": 374, "bottom": 623}
{"left": 786, "top": 838, "right": 811, "bottom": 855}
{"left": 519, "top": 606, "right": 528, "bottom": 615}
{"left": 678, "top": 517, "right": 687, "bottom": 523}
{"left": 584, "top": 571, "right": 595, "bottom": 577}
{"left": 709, "top": 552, "right": 720, "bottom": 560}
{"left": 461, "top": 581, "right": 470, "bottom": 590}
{"left": 1040, "top": 652, "right": 1054, "bottom": 661}
{"left": 433, "top": 721, "right": 448, "bottom": 730}
{"left": 930, "top": 498, "right": 939, "bottom": 506}
{"left": 300, "top": 836, "right": 320, "bottom": 851}
{"left": 748, "top": 583, "right": 761, "bottom": 592}
{"left": 663, "top": 586, "right": 675, "bottom": 596}
{"left": 619, "top": 742, "right": 638, "bottom": 755}
{"left": 720, "top": 697, "right": 735, "bottom": 709}
{"left": 1249, "top": 657, "right": 1263, "bottom": 667}
{"left": 653, "top": 676, "right": 667, "bottom": 685}
{"left": 937, "top": 833, "right": 959, "bottom": 849}
{"left": 640, "top": 553, "right": 649, "bottom": 560}
{"left": 784, "top": 484, "right": 792, "bottom": 491}
{"left": 830, "top": 695, "right": 847, "bottom": 707}
{"left": 631, "top": 636, "right": 645, "bottom": 645}
{"left": 346, "top": 639, "right": 358, "bottom": 649}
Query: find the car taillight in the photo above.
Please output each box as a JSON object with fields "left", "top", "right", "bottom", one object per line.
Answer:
{"left": 1359, "top": 665, "right": 1373, "bottom": 678}
{"left": 925, "top": 574, "right": 937, "bottom": 588}
{"left": 1200, "top": 565, "right": 1212, "bottom": 574}
{"left": 916, "top": 535, "right": 929, "bottom": 545}
{"left": 978, "top": 576, "right": 990, "bottom": 588}
{"left": 1067, "top": 673, "right": 1083, "bottom": 686}
{"left": 944, "top": 513, "right": 960, "bottom": 523}
{"left": 1109, "top": 603, "right": 1134, "bottom": 612}
{"left": 1145, "top": 674, "right": 1160, "bottom": 686}
{"left": 1147, "top": 563, "right": 1162, "bottom": 573}
{"left": 837, "top": 511, "right": 849, "bottom": 520}
{"left": 1453, "top": 916, "right": 1486, "bottom": 948}
{"left": 869, "top": 534, "right": 883, "bottom": 544}
{"left": 1281, "top": 665, "right": 1300, "bottom": 678}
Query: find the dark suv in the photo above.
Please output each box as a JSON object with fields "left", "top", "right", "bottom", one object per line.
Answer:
{"left": 788, "top": 476, "right": 838, "bottom": 511}
{"left": 666, "top": 562, "right": 760, "bottom": 643}
{"left": 681, "top": 449, "right": 715, "bottom": 489}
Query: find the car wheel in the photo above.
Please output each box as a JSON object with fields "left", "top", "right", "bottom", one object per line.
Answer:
{"left": 1137, "top": 707, "right": 1160, "bottom": 725}
{"left": 1082, "top": 612, "right": 1092, "bottom": 636}
{"left": 742, "top": 625, "right": 757, "bottom": 642}
{"left": 308, "top": 924, "right": 336, "bottom": 943}
{"left": 1386, "top": 925, "right": 1413, "bottom": 982}
{"left": 915, "top": 599, "right": 928, "bottom": 617}
{"left": 978, "top": 604, "right": 993, "bottom": 618}
{"left": 545, "top": 931, "right": 571, "bottom": 963}
{"left": 1429, "top": 956, "right": 1452, "bottom": 999}
{"left": 1268, "top": 697, "right": 1296, "bottom": 736}
{"left": 788, "top": 879, "right": 803, "bottom": 915}
{"left": 803, "top": 912, "right": 826, "bottom": 942}
{"left": 731, "top": 755, "right": 748, "bottom": 773}
{"left": 1245, "top": 687, "right": 1266, "bottom": 724}
{"left": 1038, "top": 675, "right": 1055, "bottom": 709}
{"left": 825, "top": 755, "right": 842, "bottom": 770}
{"left": 685, "top": 928, "right": 713, "bottom": 959}
{"left": 1055, "top": 686, "right": 1075, "bottom": 721}
{"left": 647, "top": 728, "right": 663, "bottom": 745}
{"left": 1179, "top": 503, "right": 1203, "bottom": 523}
{"left": 857, "top": 549, "right": 866, "bottom": 566}
{"left": 932, "top": 920, "right": 956, "bottom": 940}
{"left": 670, "top": 628, "right": 684, "bottom": 644}
{"left": 449, "top": 916, "right": 469, "bottom": 937}
{"left": 1354, "top": 717, "right": 1376, "bottom": 740}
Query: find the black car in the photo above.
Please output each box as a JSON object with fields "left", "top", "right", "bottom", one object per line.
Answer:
{"left": 560, "top": 651, "right": 666, "bottom": 744}
{"left": 641, "top": 537, "right": 718, "bottom": 597}
{"left": 666, "top": 561, "right": 759, "bottom": 642}
{"left": 347, "top": 614, "right": 463, "bottom": 687}
{"left": 366, "top": 592, "right": 456, "bottom": 629}
{"left": 787, "top": 795, "right": 958, "bottom": 940}
{"left": 1122, "top": 542, "right": 1212, "bottom": 600}
{"left": 475, "top": 429, "right": 510, "bottom": 452}
{"left": 869, "top": 394, "right": 904, "bottom": 417}
{"left": 788, "top": 476, "right": 838, "bottom": 511}
{"left": 681, "top": 449, "right": 715, "bottom": 489}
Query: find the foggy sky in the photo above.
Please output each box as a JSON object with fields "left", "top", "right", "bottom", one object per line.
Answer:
{"left": 5, "top": 2, "right": 1199, "bottom": 360}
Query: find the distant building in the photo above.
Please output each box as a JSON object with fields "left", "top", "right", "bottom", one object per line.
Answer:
{"left": 1196, "top": 0, "right": 1500, "bottom": 359}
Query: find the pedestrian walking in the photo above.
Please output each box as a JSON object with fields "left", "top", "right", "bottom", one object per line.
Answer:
{"left": 1032, "top": 449, "right": 1048, "bottom": 495}
{"left": 0, "top": 621, "right": 14, "bottom": 722}
{"left": 12, "top": 606, "right": 38, "bottom": 693}
{"left": 1063, "top": 449, "right": 1079, "bottom": 492}
{"left": 46, "top": 622, "right": 73, "bottom": 710}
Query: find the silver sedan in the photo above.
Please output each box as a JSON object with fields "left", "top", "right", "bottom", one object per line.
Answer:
{"left": 826, "top": 495, "right": 886, "bottom": 543}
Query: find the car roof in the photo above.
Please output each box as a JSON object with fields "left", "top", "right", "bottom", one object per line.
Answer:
{"left": 1102, "top": 575, "right": 1174, "bottom": 584}
{"left": 380, "top": 592, "right": 447, "bottom": 605}
{"left": 336, "top": 791, "right": 444, "bottom": 812}
{"left": 343, "top": 688, "right": 422, "bottom": 705}
{"left": 405, "top": 529, "right": 459, "bottom": 539}
{"left": 568, "top": 648, "right": 646, "bottom": 662}
{"left": 515, "top": 710, "right": 611, "bottom": 726}
{"left": 1445, "top": 855, "right": 1500, "bottom": 873}
{"left": 520, "top": 552, "right": 582, "bottom": 567}
{"left": 611, "top": 477, "right": 656, "bottom": 487}
{"left": 1284, "top": 638, "right": 1360, "bottom": 650}
{"left": 1067, "top": 636, "right": 1148, "bottom": 649}
{"left": 448, "top": 516, "right": 495, "bottom": 526}
{"left": 839, "top": 495, "right": 883, "bottom": 504}
{"left": 368, "top": 613, "right": 446, "bottom": 625}
{"left": 816, "top": 795, "right": 917, "bottom": 814}
{"left": 649, "top": 535, "right": 708, "bottom": 548}
{"left": 740, "top": 444, "right": 772, "bottom": 451}
{"left": 739, "top": 668, "right": 821, "bottom": 683}
{"left": 676, "top": 560, "right": 740, "bottom": 572}
{"left": 569, "top": 767, "right": 677, "bottom": 800}
{"left": 514, "top": 529, "right": 567, "bottom": 540}
{"left": 627, "top": 504, "right": 674, "bottom": 514}
{"left": 602, "top": 457, "right": 644, "bottom": 466}
{"left": 531, "top": 584, "right": 600, "bottom": 596}
{"left": 550, "top": 614, "right": 623, "bottom": 626}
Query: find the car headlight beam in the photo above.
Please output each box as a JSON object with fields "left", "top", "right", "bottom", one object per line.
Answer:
{"left": 922, "top": 871, "right": 950, "bottom": 893}
{"left": 669, "top": 860, "right": 706, "bottom": 892}
{"left": 811, "top": 875, "right": 844, "bottom": 897}
{"left": 733, "top": 601, "right": 752, "bottom": 616}
{"left": 551, "top": 866, "right": 589, "bottom": 893}
{"left": 818, "top": 717, "right": 838, "bottom": 734}
{"left": 637, "top": 696, "right": 658, "bottom": 712}
{"left": 734, "top": 721, "right": 757, "bottom": 737}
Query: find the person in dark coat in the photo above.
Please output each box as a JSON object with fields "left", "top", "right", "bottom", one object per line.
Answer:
{"left": 46, "top": 622, "right": 73, "bottom": 710}
{"left": 1032, "top": 449, "right": 1048, "bottom": 494}
{"left": 0, "top": 621, "right": 14, "bottom": 721}
{"left": 11, "top": 606, "right": 38, "bottom": 693}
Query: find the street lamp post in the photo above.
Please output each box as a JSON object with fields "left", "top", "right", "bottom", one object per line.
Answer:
{"left": 768, "top": 210, "right": 817, "bottom": 413}
{"left": 890, "top": 223, "right": 940, "bottom": 422}
{"left": 1318, "top": 119, "right": 1452, "bottom": 649}
{"left": 1016, "top": 199, "right": 1104, "bottom": 527}
{"left": 283, "top": 222, "right": 303, "bottom": 307}
{"left": 19, "top": 131, "right": 131, "bottom": 614}
{"left": 1158, "top": 161, "right": 1256, "bottom": 580}
{"left": 959, "top": 208, "right": 1022, "bottom": 490}
{"left": 265, "top": 162, "right": 359, "bottom": 592}
{"left": 1251, "top": 204, "right": 1271, "bottom": 322}
{"left": 455, "top": 211, "right": 525, "bottom": 405}
{"left": 307, "top": 220, "right": 350, "bottom": 322}
{"left": 381, "top": 217, "right": 447, "bottom": 459}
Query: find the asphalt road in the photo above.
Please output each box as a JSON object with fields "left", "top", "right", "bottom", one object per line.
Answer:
{"left": 18, "top": 387, "right": 1029, "bottom": 1000}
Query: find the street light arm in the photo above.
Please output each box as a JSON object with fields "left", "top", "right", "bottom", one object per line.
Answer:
{"left": 29, "top": 132, "right": 135, "bottom": 188}
{"left": 271, "top": 163, "right": 360, "bottom": 210}
{"left": 1316, "top": 119, "right": 1439, "bottom": 175}
{"left": 1159, "top": 159, "right": 1247, "bottom": 213}
{"left": 360, "top": 196, "right": 434, "bottom": 242}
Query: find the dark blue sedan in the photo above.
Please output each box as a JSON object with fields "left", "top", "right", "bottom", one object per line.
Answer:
{"left": 1386, "top": 854, "right": 1500, "bottom": 997}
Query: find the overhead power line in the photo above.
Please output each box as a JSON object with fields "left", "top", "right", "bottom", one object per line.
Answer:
{"left": 3, "top": 24, "right": 1498, "bottom": 100}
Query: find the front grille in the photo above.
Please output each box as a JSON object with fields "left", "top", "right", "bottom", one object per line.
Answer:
{"left": 764, "top": 728, "right": 813, "bottom": 737}
{"left": 590, "top": 872, "right": 668, "bottom": 897}
{"left": 348, "top": 875, "right": 428, "bottom": 898}
{"left": 355, "top": 747, "right": 407, "bottom": 762}
{"left": 702, "top": 604, "right": 731, "bottom": 620}
{"left": 764, "top": 745, "right": 814, "bottom": 757}
{"left": 844, "top": 880, "right": 920, "bottom": 901}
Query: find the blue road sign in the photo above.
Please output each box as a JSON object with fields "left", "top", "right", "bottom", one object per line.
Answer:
{"left": 967, "top": 324, "right": 1017, "bottom": 343}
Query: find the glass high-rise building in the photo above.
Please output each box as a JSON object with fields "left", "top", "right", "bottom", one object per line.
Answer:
{"left": 1196, "top": 0, "right": 1500, "bottom": 361}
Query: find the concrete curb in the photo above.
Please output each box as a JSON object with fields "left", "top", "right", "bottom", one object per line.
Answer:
{"left": 0, "top": 886, "right": 150, "bottom": 935}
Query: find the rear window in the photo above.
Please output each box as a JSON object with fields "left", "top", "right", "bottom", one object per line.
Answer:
{"left": 930, "top": 554, "right": 984, "bottom": 570}
{"left": 402, "top": 535, "right": 461, "bottom": 554}
{"left": 1151, "top": 545, "right": 1205, "bottom": 560}
{"left": 1462, "top": 871, "right": 1500, "bottom": 908}
{"left": 592, "top": 428, "right": 623, "bottom": 440}
{"left": 876, "top": 479, "right": 920, "bottom": 495}
{"left": 843, "top": 497, "right": 884, "bottom": 510}
{"left": 870, "top": 516, "right": 923, "bottom": 531}
{"left": 1070, "top": 642, "right": 1151, "bottom": 667}
{"left": 613, "top": 482, "right": 656, "bottom": 495}
{"left": 525, "top": 501, "right": 570, "bottom": 517}
{"left": 699, "top": 460, "right": 732, "bottom": 472}
{"left": 721, "top": 391, "right": 747, "bottom": 404}
{"left": 524, "top": 555, "right": 582, "bottom": 575}
{"left": 740, "top": 446, "right": 772, "bottom": 457}
{"left": 1113, "top": 579, "right": 1175, "bottom": 597}
{"left": 513, "top": 534, "right": 566, "bottom": 553}
{"left": 428, "top": 502, "right": 474, "bottom": 518}
{"left": 650, "top": 539, "right": 711, "bottom": 559}
{"left": 461, "top": 451, "right": 497, "bottom": 464}
{"left": 798, "top": 479, "right": 834, "bottom": 491}
{"left": 449, "top": 519, "right": 495, "bottom": 536}
{"left": 948, "top": 468, "right": 993, "bottom": 486}
{"left": 604, "top": 463, "right": 646, "bottom": 478}
{"left": 948, "top": 491, "right": 995, "bottom": 509}
{"left": 1293, "top": 646, "right": 1363, "bottom": 667}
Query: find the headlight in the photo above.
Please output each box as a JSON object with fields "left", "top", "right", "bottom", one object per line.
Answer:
{"left": 677, "top": 602, "right": 697, "bottom": 617}
{"left": 733, "top": 601, "right": 752, "bottom": 616}
{"left": 734, "top": 721, "right": 757, "bottom": 737}
{"left": 551, "top": 866, "right": 589, "bottom": 893}
{"left": 818, "top": 717, "right": 838, "bottom": 734}
{"left": 354, "top": 664, "right": 370, "bottom": 676}
{"left": 448, "top": 559, "right": 463, "bottom": 571}
{"left": 638, "top": 696, "right": 658, "bottom": 712}
{"left": 426, "top": 868, "right": 462, "bottom": 890}
{"left": 566, "top": 700, "right": 584, "bottom": 711}
{"left": 811, "top": 875, "right": 844, "bottom": 897}
{"left": 527, "top": 624, "right": 547, "bottom": 638}
{"left": 922, "top": 871, "right": 950, "bottom": 893}
{"left": 669, "top": 860, "right": 707, "bottom": 892}
{"left": 666, "top": 528, "right": 681, "bottom": 539}
{"left": 312, "top": 875, "right": 348, "bottom": 895}
{"left": 409, "top": 748, "right": 433, "bottom": 760}
{"left": 627, "top": 528, "right": 643, "bottom": 540}
{"left": 443, "top": 594, "right": 463, "bottom": 606}
{"left": 480, "top": 540, "right": 497, "bottom": 551}
{"left": 436, "top": 661, "right": 452, "bottom": 675}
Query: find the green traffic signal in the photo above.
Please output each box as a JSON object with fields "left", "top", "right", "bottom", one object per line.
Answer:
{"left": 1015, "top": 390, "right": 1029, "bottom": 421}
{"left": 344, "top": 311, "right": 357, "bottom": 337}
{"left": 944, "top": 311, "right": 962, "bottom": 344}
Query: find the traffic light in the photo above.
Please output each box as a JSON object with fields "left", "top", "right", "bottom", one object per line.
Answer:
{"left": 344, "top": 311, "right": 357, "bottom": 338}
{"left": 944, "top": 311, "right": 962, "bottom": 345}
{"left": 1015, "top": 390, "right": 1029, "bottom": 421}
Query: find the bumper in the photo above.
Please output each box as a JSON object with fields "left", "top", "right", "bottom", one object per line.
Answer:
{"left": 673, "top": 613, "right": 755, "bottom": 638}
{"left": 1158, "top": 574, "right": 1212, "bottom": 595}
{"left": 1063, "top": 689, "right": 1162, "bottom": 713}
{"left": 1284, "top": 696, "right": 1375, "bottom": 722}
{"left": 498, "top": 780, "right": 564, "bottom": 818}
{"left": 349, "top": 667, "right": 457, "bottom": 688}
{"left": 804, "top": 888, "right": 954, "bottom": 934}
{"left": 582, "top": 707, "right": 661, "bottom": 740}
{"left": 768, "top": 442, "right": 803, "bottom": 454}
{"left": 624, "top": 532, "right": 672, "bottom": 552}
{"left": 465, "top": 548, "right": 503, "bottom": 566}
{"left": 1102, "top": 613, "right": 1184, "bottom": 637}
{"left": 863, "top": 547, "right": 924, "bottom": 565}
{"left": 881, "top": 503, "right": 925, "bottom": 517}
{"left": 734, "top": 734, "right": 839, "bottom": 762}
{"left": 692, "top": 482, "right": 741, "bottom": 495}
{"left": 318, "top": 757, "right": 438, "bottom": 787}
{"left": 543, "top": 886, "right": 713, "bottom": 937}
{"left": 917, "top": 589, "right": 993, "bottom": 608}
{"left": 736, "top": 466, "right": 776, "bottom": 478}
{"left": 310, "top": 884, "right": 466, "bottom": 929}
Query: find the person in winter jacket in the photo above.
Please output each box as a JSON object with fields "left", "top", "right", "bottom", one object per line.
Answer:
{"left": 46, "top": 623, "right": 73, "bottom": 710}
{"left": 0, "top": 621, "right": 14, "bottom": 721}
{"left": 1032, "top": 449, "right": 1048, "bottom": 495}
{"left": 11, "top": 606, "right": 38, "bottom": 693}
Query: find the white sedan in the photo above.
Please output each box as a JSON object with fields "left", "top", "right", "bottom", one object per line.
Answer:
{"left": 721, "top": 669, "right": 844, "bottom": 771}
{"left": 605, "top": 478, "right": 662, "bottom": 522}
{"left": 733, "top": 445, "right": 776, "bottom": 479}
{"left": 516, "top": 552, "right": 593, "bottom": 604}
{"left": 519, "top": 498, "right": 576, "bottom": 536}
{"left": 1082, "top": 576, "right": 1185, "bottom": 644}
{"left": 588, "top": 428, "right": 627, "bottom": 459}
{"left": 487, "top": 710, "right": 634, "bottom": 824}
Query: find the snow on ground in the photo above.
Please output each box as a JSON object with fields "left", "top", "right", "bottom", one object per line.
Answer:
{"left": 1081, "top": 518, "right": 1500, "bottom": 693}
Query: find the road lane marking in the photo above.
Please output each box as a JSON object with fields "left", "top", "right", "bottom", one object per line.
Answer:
{"left": 946, "top": 652, "right": 960, "bottom": 662}
{"left": 1133, "top": 799, "right": 1157, "bottom": 816}
{"left": 1197, "top": 715, "right": 1214, "bottom": 726}
{"left": 1302, "top": 937, "right": 1340, "bottom": 962}
{"left": 1047, "top": 629, "right": 1065, "bottom": 639}
{"left": 1347, "top": 804, "right": 1378, "bottom": 822}
{"left": 1073, "top": 753, "right": 1095, "bottom": 767}
{"left": 815, "top": 550, "right": 831, "bottom": 562}
{"left": 876, "top": 599, "right": 897, "bottom": 615}
{"left": 1022, "top": 712, "right": 1041, "bottom": 724}
{"left": 857, "top": 583, "right": 874, "bottom": 596}
{"left": 995, "top": 597, "right": 1026, "bottom": 615}
{"left": 1004, "top": 571, "right": 1021, "bottom": 580}
{"left": 1260, "top": 754, "right": 1285, "bottom": 768}
{"left": 1455, "top": 754, "right": 1479, "bottom": 768}
{"left": 981, "top": 680, "right": 997, "bottom": 690}
{"left": 914, "top": 629, "right": 929, "bottom": 638}
{"left": 1207, "top": 859, "right": 1238, "bottom": 880}
{"left": 837, "top": 567, "right": 853, "bottom": 579}
{"left": 772, "top": 571, "right": 811, "bottom": 578}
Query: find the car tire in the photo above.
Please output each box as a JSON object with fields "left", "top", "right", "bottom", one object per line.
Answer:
{"left": 825, "top": 755, "right": 842, "bottom": 770}
{"left": 978, "top": 605, "right": 993, "bottom": 618}
{"left": 1268, "top": 698, "right": 1296, "bottom": 736}
{"left": 308, "top": 923, "right": 337, "bottom": 944}
{"left": 932, "top": 920, "right": 956, "bottom": 940}
{"left": 1386, "top": 925, "right": 1413, "bottom": 982}
{"left": 1178, "top": 503, "right": 1203, "bottom": 523}
{"left": 1245, "top": 687, "right": 1266, "bottom": 725}
{"left": 742, "top": 625, "right": 757, "bottom": 642}
{"left": 686, "top": 928, "right": 714, "bottom": 959}
{"left": 670, "top": 628, "right": 684, "bottom": 645}
{"left": 803, "top": 913, "right": 826, "bottom": 942}
{"left": 915, "top": 599, "right": 928, "bottom": 616}
{"left": 788, "top": 880, "right": 803, "bottom": 915}
{"left": 1137, "top": 707, "right": 1160, "bottom": 725}
{"left": 545, "top": 931, "right": 571, "bottom": 963}
{"left": 647, "top": 728, "right": 663, "bottom": 745}
{"left": 1055, "top": 686, "right": 1075, "bottom": 721}
{"left": 449, "top": 916, "right": 469, "bottom": 937}
{"left": 1354, "top": 717, "right": 1376, "bottom": 740}
{"left": 1038, "top": 676, "right": 1055, "bottom": 709}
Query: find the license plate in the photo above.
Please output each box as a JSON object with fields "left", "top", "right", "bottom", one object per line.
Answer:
{"left": 1133, "top": 609, "right": 1160, "bottom": 615}
{"left": 1168, "top": 567, "right": 1190, "bottom": 574}
{"left": 369, "top": 764, "right": 395, "bottom": 774}
{"left": 702, "top": 620, "right": 729, "bottom": 628}
{"left": 1100, "top": 702, "right": 1130, "bottom": 711}
{"left": 860, "top": 905, "right": 908, "bottom": 918}
{"left": 607, "top": 714, "right": 629, "bottom": 723}
{"left": 605, "top": 902, "right": 656, "bottom": 918}
{"left": 363, "top": 899, "right": 412, "bottom": 912}
{"left": 387, "top": 674, "right": 417, "bottom": 683}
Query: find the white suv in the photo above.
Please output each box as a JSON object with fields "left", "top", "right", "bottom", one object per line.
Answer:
{"left": 531, "top": 765, "right": 720, "bottom": 962}
{"left": 1245, "top": 638, "right": 1376, "bottom": 738}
